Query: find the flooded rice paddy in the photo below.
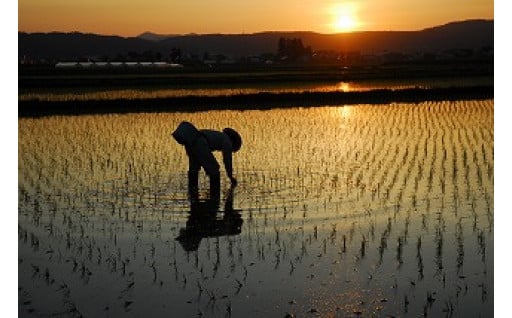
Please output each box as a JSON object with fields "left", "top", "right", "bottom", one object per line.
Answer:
{"left": 19, "top": 100, "right": 493, "bottom": 317}
{"left": 19, "top": 76, "right": 493, "bottom": 102}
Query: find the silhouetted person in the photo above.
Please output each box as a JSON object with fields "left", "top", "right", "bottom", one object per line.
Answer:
{"left": 172, "top": 121, "right": 242, "bottom": 201}
{"left": 176, "top": 185, "right": 242, "bottom": 252}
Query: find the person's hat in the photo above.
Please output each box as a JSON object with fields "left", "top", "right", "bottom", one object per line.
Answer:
{"left": 223, "top": 128, "right": 242, "bottom": 152}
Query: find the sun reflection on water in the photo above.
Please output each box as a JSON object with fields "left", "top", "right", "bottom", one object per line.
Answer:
{"left": 340, "top": 105, "right": 353, "bottom": 119}
{"left": 337, "top": 82, "right": 352, "bottom": 92}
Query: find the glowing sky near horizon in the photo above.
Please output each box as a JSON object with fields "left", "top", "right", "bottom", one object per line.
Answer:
{"left": 18, "top": 0, "right": 493, "bottom": 36}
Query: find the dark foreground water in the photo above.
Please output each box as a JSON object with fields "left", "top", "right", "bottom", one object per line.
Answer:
{"left": 19, "top": 100, "right": 493, "bottom": 317}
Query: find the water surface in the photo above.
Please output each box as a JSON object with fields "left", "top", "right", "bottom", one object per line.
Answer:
{"left": 19, "top": 76, "right": 493, "bottom": 102}
{"left": 19, "top": 100, "right": 493, "bottom": 317}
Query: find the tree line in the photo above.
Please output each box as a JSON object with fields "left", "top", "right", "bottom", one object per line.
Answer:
{"left": 277, "top": 37, "right": 313, "bottom": 62}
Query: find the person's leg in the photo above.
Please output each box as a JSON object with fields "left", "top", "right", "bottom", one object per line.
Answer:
{"left": 208, "top": 173, "right": 220, "bottom": 205}
{"left": 174, "top": 122, "right": 203, "bottom": 198}
{"left": 188, "top": 137, "right": 221, "bottom": 202}
{"left": 186, "top": 146, "right": 200, "bottom": 196}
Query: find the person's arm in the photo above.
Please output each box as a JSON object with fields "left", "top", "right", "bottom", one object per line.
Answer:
{"left": 222, "top": 143, "right": 237, "bottom": 185}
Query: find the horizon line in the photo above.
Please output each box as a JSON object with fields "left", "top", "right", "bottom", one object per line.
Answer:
{"left": 18, "top": 18, "right": 493, "bottom": 39}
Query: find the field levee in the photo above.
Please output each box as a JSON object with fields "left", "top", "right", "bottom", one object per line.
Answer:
{"left": 19, "top": 86, "right": 493, "bottom": 117}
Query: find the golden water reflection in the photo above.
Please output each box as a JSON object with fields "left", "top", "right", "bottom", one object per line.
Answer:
{"left": 337, "top": 82, "right": 351, "bottom": 92}
{"left": 19, "top": 76, "right": 493, "bottom": 101}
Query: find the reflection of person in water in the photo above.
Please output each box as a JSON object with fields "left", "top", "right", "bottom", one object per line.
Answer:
{"left": 176, "top": 185, "right": 243, "bottom": 252}
{"left": 172, "top": 121, "right": 242, "bottom": 201}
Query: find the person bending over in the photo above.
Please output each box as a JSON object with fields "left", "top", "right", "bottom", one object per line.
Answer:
{"left": 172, "top": 121, "right": 242, "bottom": 198}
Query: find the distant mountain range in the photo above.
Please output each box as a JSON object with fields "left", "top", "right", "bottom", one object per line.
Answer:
{"left": 19, "top": 19, "right": 493, "bottom": 60}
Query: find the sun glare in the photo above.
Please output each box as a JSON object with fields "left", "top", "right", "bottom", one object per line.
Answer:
{"left": 335, "top": 14, "right": 356, "bottom": 32}
{"left": 330, "top": 3, "right": 360, "bottom": 33}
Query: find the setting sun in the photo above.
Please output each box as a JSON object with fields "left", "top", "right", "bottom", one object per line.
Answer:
{"left": 330, "top": 3, "right": 360, "bottom": 33}
{"left": 334, "top": 14, "right": 357, "bottom": 32}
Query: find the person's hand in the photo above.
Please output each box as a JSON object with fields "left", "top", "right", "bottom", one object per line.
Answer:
{"left": 230, "top": 177, "right": 238, "bottom": 186}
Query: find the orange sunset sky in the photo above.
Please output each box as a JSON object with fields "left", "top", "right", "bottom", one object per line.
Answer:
{"left": 18, "top": 0, "right": 493, "bottom": 36}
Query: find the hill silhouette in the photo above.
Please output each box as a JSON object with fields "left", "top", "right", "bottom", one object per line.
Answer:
{"left": 155, "top": 20, "right": 493, "bottom": 57}
{"left": 19, "top": 32, "right": 156, "bottom": 60}
{"left": 19, "top": 20, "right": 492, "bottom": 61}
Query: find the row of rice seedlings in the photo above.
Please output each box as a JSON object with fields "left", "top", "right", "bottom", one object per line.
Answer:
{"left": 20, "top": 114, "right": 190, "bottom": 205}
{"left": 19, "top": 100, "right": 494, "bottom": 222}
{"left": 233, "top": 101, "right": 495, "bottom": 220}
